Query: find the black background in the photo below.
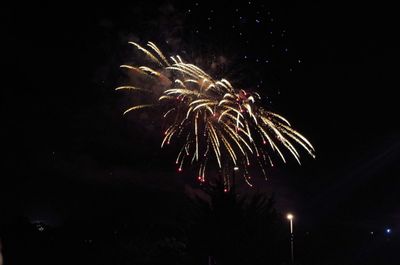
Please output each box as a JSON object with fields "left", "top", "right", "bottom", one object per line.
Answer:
{"left": 2, "top": 1, "right": 399, "bottom": 264}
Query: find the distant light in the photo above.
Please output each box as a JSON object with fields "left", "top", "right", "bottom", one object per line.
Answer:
{"left": 287, "top": 213, "right": 294, "bottom": 220}
{"left": 386, "top": 228, "right": 391, "bottom": 234}
{"left": 35, "top": 223, "right": 45, "bottom": 232}
{"left": 370, "top": 231, "right": 374, "bottom": 235}
{"left": 234, "top": 166, "right": 239, "bottom": 171}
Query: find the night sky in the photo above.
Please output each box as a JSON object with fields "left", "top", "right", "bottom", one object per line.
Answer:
{"left": 3, "top": 0, "right": 399, "bottom": 238}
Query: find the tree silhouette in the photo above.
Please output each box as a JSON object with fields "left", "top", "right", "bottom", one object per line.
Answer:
{"left": 185, "top": 182, "right": 287, "bottom": 265}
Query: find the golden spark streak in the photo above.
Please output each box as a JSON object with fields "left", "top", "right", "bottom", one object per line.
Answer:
{"left": 176, "top": 55, "right": 183, "bottom": 63}
{"left": 138, "top": 66, "right": 161, "bottom": 76}
{"left": 192, "top": 102, "right": 217, "bottom": 113}
{"left": 220, "top": 133, "right": 237, "bottom": 164}
{"left": 147, "top": 41, "right": 171, "bottom": 66}
{"left": 175, "top": 63, "right": 207, "bottom": 79}
{"left": 128, "top": 41, "right": 163, "bottom": 66}
{"left": 159, "top": 95, "right": 174, "bottom": 101}
{"left": 195, "top": 112, "right": 199, "bottom": 161}
{"left": 280, "top": 124, "right": 315, "bottom": 151}
{"left": 268, "top": 111, "right": 292, "bottom": 126}
{"left": 163, "top": 108, "right": 175, "bottom": 118}
{"left": 166, "top": 66, "right": 200, "bottom": 79}
{"left": 170, "top": 56, "right": 179, "bottom": 64}
{"left": 208, "top": 127, "right": 221, "bottom": 168}
{"left": 280, "top": 126, "right": 315, "bottom": 158}
{"left": 123, "top": 104, "right": 152, "bottom": 115}
{"left": 165, "top": 88, "right": 200, "bottom": 96}
{"left": 115, "top": 86, "right": 148, "bottom": 92}
{"left": 174, "top": 79, "right": 186, "bottom": 87}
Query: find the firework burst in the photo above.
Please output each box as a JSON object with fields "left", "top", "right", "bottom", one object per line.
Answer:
{"left": 117, "top": 41, "right": 315, "bottom": 190}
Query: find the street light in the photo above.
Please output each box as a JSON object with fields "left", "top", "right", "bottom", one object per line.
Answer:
{"left": 287, "top": 213, "right": 294, "bottom": 264}
{"left": 227, "top": 166, "right": 239, "bottom": 193}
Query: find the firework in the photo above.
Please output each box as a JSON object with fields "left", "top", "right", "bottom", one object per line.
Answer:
{"left": 117, "top": 41, "right": 315, "bottom": 190}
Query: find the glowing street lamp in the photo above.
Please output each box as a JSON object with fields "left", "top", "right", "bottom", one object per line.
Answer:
{"left": 230, "top": 166, "right": 239, "bottom": 194}
{"left": 287, "top": 213, "right": 294, "bottom": 264}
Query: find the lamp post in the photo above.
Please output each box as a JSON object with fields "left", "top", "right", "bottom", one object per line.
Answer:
{"left": 231, "top": 166, "right": 239, "bottom": 194}
{"left": 287, "top": 213, "right": 294, "bottom": 264}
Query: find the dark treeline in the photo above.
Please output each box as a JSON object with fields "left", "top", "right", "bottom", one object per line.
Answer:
{"left": 1, "top": 183, "right": 398, "bottom": 265}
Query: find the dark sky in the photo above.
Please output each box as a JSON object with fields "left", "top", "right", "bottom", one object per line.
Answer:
{"left": 2, "top": 1, "right": 398, "bottom": 232}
